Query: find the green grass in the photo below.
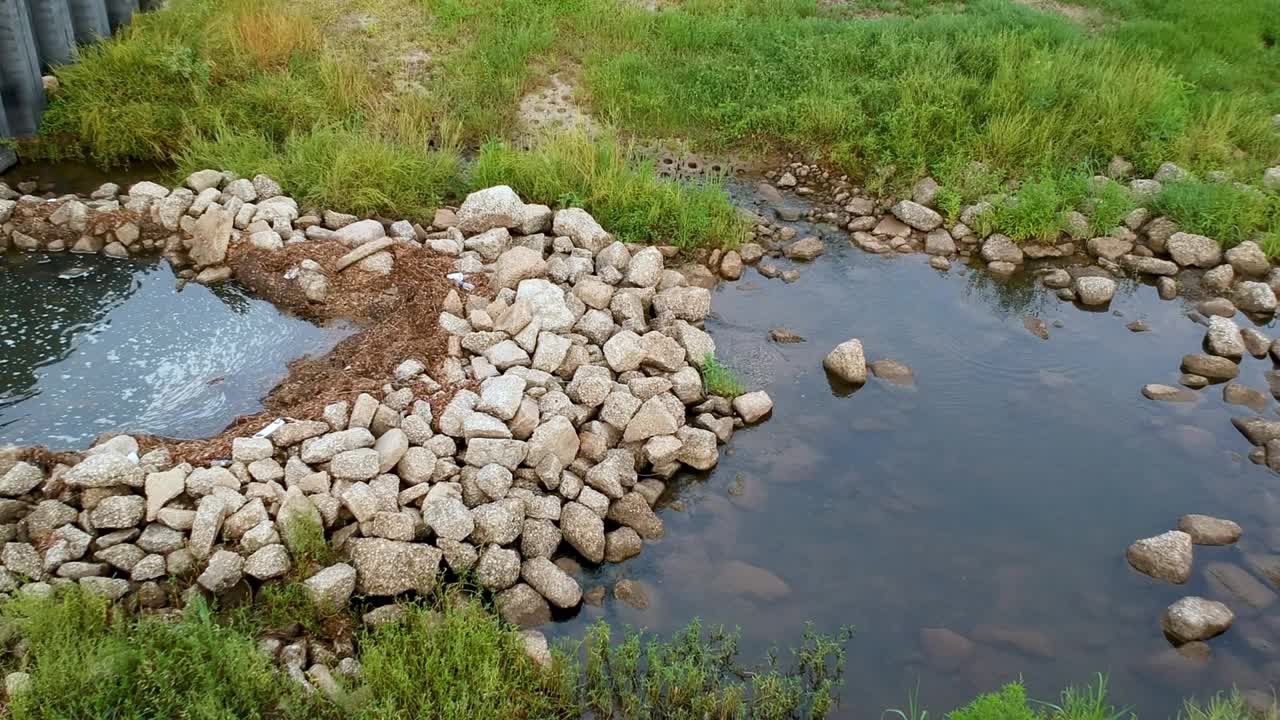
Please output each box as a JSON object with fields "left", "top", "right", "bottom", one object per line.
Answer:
{"left": 700, "top": 354, "right": 747, "bottom": 398}
{"left": 33, "top": 0, "right": 1280, "bottom": 246}
{"left": 1151, "top": 179, "right": 1280, "bottom": 248}
{"left": 279, "top": 507, "right": 340, "bottom": 573}
{"left": 0, "top": 590, "right": 331, "bottom": 720}
{"left": 0, "top": 589, "right": 854, "bottom": 720}
{"left": 470, "top": 132, "right": 747, "bottom": 249}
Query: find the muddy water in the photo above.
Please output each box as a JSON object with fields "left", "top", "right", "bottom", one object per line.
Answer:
{"left": 551, "top": 183, "right": 1280, "bottom": 717}
{"left": 0, "top": 252, "right": 351, "bottom": 448}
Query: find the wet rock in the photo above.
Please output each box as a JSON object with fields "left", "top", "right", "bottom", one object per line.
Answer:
{"left": 1162, "top": 597, "right": 1234, "bottom": 644}
{"left": 1235, "top": 281, "right": 1278, "bottom": 314}
{"left": 1232, "top": 417, "right": 1280, "bottom": 446}
{"left": 1178, "top": 515, "right": 1242, "bottom": 546}
{"left": 981, "top": 235, "right": 1023, "bottom": 265}
{"left": 1242, "top": 328, "right": 1270, "bottom": 358}
{"left": 784, "top": 236, "right": 824, "bottom": 261}
{"left": 1142, "top": 384, "right": 1194, "bottom": 402}
{"left": 1198, "top": 298, "right": 1237, "bottom": 318}
{"left": 919, "top": 627, "right": 975, "bottom": 671}
{"left": 1157, "top": 276, "right": 1178, "bottom": 300}
{"left": 1074, "top": 277, "right": 1116, "bottom": 306}
{"left": 1181, "top": 355, "right": 1238, "bottom": 381}
{"left": 929, "top": 256, "right": 951, "bottom": 271}
{"left": 925, "top": 229, "right": 956, "bottom": 256}
{"left": 1042, "top": 269, "right": 1071, "bottom": 289}
{"left": 971, "top": 624, "right": 1054, "bottom": 660}
{"left": 521, "top": 556, "right": 582, "bottom": 608}
{"left": 605, "top": 527, "right": 642, "bottom": 563}
{"left": 1203, "top": 264, "right": 1235, "bottom": 293}
{"left": 1224, "top": 384, "right": 1269, "bottom": 412}
{"left": 869, "top": 359, "right": 915, "bottom": 386}
{"left": 1023, "top": 317, "right": 1049, "bottom": 339}
{"left": 769, "top": 327, "right": 804, "bottom": 343}
{"left": 1204, "top": 562, "right": 1276, "bottom": 609}
{"left": 1126, "top": 320, "right": 1149, "bottom": 332}
{"left": 732, "top": 391, "right": 773, "bottom": 424}
{"left": 1126, "top": 530, "right": 1193, "bottom": 583}
{"left": 613, "top": 578, "right": 649, "bottom": 609}
{"left": 1121, "top": 255, "right": 1178, "bottom": 276}
{"left": 715, "top": 560, "right": 790, "bottom": 601}
{"left": 824, "top": 339, "right": 866, "bottom": 384}
{"left": 1206, "top": 316, "right": 1246, "bottom": 360}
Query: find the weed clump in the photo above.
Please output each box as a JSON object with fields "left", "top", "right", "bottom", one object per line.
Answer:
{"left": 470, "top": 132, "right": 747, "bottom": 249}
{"left": 700, "top": 354, "right": 746, "bottom": 399}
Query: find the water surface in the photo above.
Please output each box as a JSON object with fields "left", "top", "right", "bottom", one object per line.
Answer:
{"left": 551, "top": 183, "right": 1280, "bottom": 718}
{"left": 0, "top": 252, "right": 350, "bottom": 448}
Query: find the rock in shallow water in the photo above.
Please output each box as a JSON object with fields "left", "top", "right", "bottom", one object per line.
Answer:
{"left": 1161, "top": 596, "right": 1233, "bottom": 644}
{"left": 1142, "top": 384, "right": 1195, "bottom": 402}
{"left": 1127, "top": 530, "right": 1193, "bottom": 583}
{"left": 1177, "top": 515, "right": 1241, "bottom": 545}
{"left": 824, "top": 339, "right": 866, "bottom": 384}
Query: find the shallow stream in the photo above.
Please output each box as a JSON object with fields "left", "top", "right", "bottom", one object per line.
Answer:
{"left": 550, "top": 181, "right": 1280, "bottom": 718}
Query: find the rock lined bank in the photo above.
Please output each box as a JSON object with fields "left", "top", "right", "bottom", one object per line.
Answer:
{"left": 0, "top": 179, "right": 773, "bottom": 691}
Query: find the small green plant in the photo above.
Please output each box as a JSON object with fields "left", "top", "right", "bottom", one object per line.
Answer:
{"left": 1037, "top": 676, "right": 1133, "bottom": 720}
{"left": 1177, "top": 691, "right": 1262, "bottom": 720}
{"left": 1086, "top": 181, "right": 1138, "bottom": 235}
{"left": 571, "top": 618, "right": 852, "bottom": 720}
{"left": 883, "top": 684, "right": 929, "bottom": 720}
{"left": 280, "top": 508, "right": 339, "bottom": 572}
{"left": 701, "top": 354, "right": 746, "bottom": 399}
{"left": 949, "top": 682, "right": 1038, "bottom": 720}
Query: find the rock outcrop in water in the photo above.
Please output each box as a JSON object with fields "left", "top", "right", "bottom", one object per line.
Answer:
{"left": 0, "top": 186, "right": 773, "bottom": 692}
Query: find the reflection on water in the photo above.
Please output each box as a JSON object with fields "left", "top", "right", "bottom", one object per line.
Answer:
{"left": 549, "top": 186, "right": 1280, "bottom": 717}
{"left": 0, "top": 252, "right": 350, "bottom": 448}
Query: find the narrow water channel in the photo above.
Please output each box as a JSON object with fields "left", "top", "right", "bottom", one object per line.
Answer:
{"left": 550, "top": 181, "right": 1280, "bottom": 718}
{"left": 0, "top": 252, "right": 351, "bottom": 448}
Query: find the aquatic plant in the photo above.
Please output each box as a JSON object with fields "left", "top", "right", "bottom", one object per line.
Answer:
{"left": 701, "top": 354, "right": 746, "bottom": 399}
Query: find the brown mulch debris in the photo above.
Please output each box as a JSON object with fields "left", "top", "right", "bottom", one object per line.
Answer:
{"left": 140, "top": 241, "right": 488, "bottom": 465}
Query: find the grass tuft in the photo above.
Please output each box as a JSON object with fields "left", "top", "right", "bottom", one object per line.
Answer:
{"left": 470, "top": 132, "right": 747, "bottom": 249}
{"left": 700, "top": 354, "right": 747, "bottom": 399}
{"left": 1151, "top": 179, "right": 1280, "bottom": 248}
{"left": 1, "top": 589, "right": 330, "bottom": 720}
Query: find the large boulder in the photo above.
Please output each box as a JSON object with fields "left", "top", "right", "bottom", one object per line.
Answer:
{"left": 553, "top": 208, "right": 611, "bottom": 253}
{"left": 457, "top": 186, "right": 525, "bottom": 234}
{"left": 1074, "top": 277, "right": 1116, "bottom": 306}
{"left": 1166, "top": 233, "right": 1222, "bottom": 268}
{"left": 348, "top": 538, "right": 442, "bottom": 596}
{"left": 1205, "top": 316, "right": 1245, "bottom": 360}
{"left": 493, "top": 246, "right": 548, "bottom": 290}
{"left": 188, "top": 208, "right": 234, "bottom": 268}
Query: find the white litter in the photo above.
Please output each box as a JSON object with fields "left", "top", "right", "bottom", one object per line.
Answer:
{"left": 446, "top": 272, "right": 475, "bottom": 291}
{"left": 254, "top": 418, "right": 286, "bottom": 438}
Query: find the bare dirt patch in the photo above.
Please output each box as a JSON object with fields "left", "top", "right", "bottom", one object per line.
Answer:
{"left": 1013, "top": 0, "right": 1108, "bottom": 26}
{"left": 514, "top": 72, "right": 597, "bottom": 148}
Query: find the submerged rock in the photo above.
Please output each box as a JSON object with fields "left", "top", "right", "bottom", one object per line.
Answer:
{"left": 1142, "top": 384, "right": 1194, "bottom": 402}
{"left": 1177, "top": 515, "right": 1241, "bottom": 546}
{"left": 919, "top": 627, "right": 974, "bottom": 671}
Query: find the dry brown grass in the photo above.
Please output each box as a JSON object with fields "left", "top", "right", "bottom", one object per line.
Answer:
{"left": 223, "top": 0, "right": 321, "bottom": 71}
{"left": 143, "top": 242, "right": 487, "bottom": 464}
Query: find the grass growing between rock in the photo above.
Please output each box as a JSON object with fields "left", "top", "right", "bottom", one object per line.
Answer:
{"left": 1151, "top": 180, "right": 1280, "bottom": 249}
{"left": 470, "top": 132, "right": 747, "bottom": 249}
{"left": 0, "top": 588, "right": 853, "bottom": 720}
{"left": 701, "top": 354, "right": 747, "bottom": 399}
{"left": 0, "top": 591, "right": 330, "bottom": 720}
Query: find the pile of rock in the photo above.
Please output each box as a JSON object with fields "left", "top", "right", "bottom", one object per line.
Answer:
{"left": 0, "top": 184, "right": 773, "bottom": 692}
{"left": 1126, "top": 515, "right": 1249, "bottom": 645}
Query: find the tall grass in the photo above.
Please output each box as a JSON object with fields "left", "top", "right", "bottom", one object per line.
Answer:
{"left": 1152, "top": 179, "right": 1280, "bottom": 247}
{"left": 470, "top": 132, "right": 747, "bottom": 249}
